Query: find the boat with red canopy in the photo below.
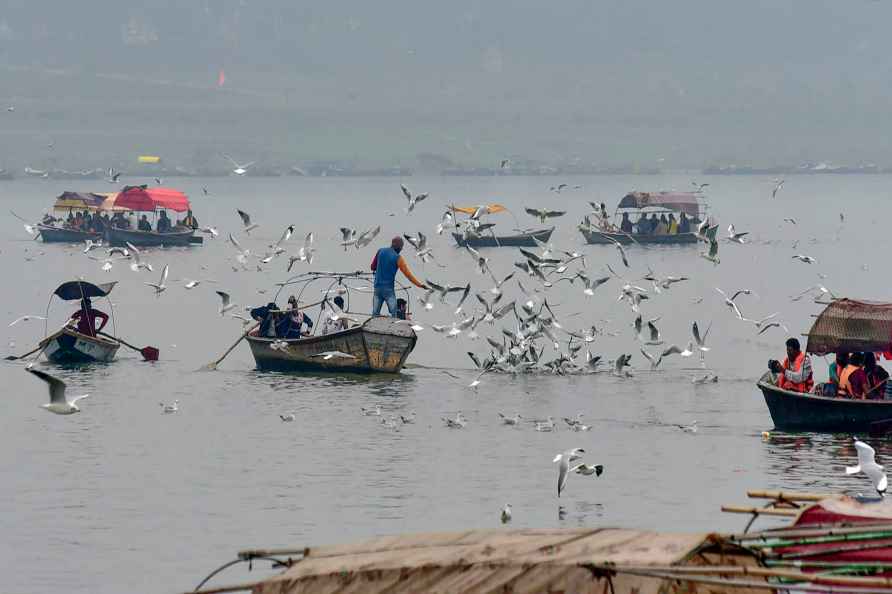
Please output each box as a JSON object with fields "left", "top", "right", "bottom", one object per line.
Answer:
{"left": 758, "top": 298, "right": 892, "bottom": 433}
{"left": 579, "top": 191, "right": 706, "bottom": 245}
{"left": 105, "top": 185, "right": 200, "bottom": 247}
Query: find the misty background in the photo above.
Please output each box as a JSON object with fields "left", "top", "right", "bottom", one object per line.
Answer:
{"left": 1, "top": 0, "right": 890, "bottom": 171}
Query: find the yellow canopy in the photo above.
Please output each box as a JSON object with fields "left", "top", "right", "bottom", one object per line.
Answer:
{"left": 453, "top": 204, "right": 506, "bottom": 215}
{"left": 137, "top": 155, "right": 161, "bottom": 164}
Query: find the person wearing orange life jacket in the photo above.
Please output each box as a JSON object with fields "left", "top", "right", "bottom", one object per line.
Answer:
{"left": 769, "top": 338, "right": 814, "bottom": 393}
{"left": 838, "top": 351, "right": 869, "bottom": 399}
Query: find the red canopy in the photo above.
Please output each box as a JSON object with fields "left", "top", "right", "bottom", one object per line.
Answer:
{"left": 113, "top": 186, "right": 191, "bottom": 212}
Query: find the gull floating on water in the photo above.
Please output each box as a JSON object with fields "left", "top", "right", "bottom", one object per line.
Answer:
{"left": 26, "top": 367, "right": 89, "bottom": 415}
{"left": 280, "top": 413, "right": 296, "bottom": 422}
{"left": 846, "top": 437, "right": 887, "bottom": 496}
{"left": 361, "top": 405, "right": 382, "bottom": 416}
{"left": 499, "top": 412, "right": 522, "bottom": 426}
{"left": 160, "top": 400, "right": 179, "bottom": 414}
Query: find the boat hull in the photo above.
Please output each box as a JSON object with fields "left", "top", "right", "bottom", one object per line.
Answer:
{"left": 580, "top": 229, "right": 698, "bottom": 245}
{"left": 759, "top": 380, "right": 892, "bottom": 432}
{"left": 38, "top": 225, "right": 101, "bottom": 243}
{"left": 39, "top": 328, "right": 120, "bottom": 363}
{"left": 452, "top": 227, "right": 554, "bottom": 248}
{"left": 106, "top": 227, "right": 196, "bottom": 247}
{"left": 247, "top": 317, "right": 416, "bottom": 373}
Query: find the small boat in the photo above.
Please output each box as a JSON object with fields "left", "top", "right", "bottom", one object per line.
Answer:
{"left": 247, "top": 316, "right": 416, "bottom": 373}
{"left": 758, "top": 298, "right": 892, "bottom": 433}
{"left": 37, "top": 224, "right": 101, "bottom": 244}
{"left": 452, "top": 226, "right": 554, "bottom": 247}
{"left": 40, "top": 327, "right": 120, "bottom": 363}
{"left": 106, "top": 227, "right": 197, "bottom": 247}
{"left": 104, "top": 185, "right": 200, "bottom": 247}
{"left": 38, "top": 280, "right": 121, "bottom": 364}
{"left": 579, "top": 191, "right": 708, "bottom": 246}
{"left": 759, "top": 377, "right": 892, "bottom": 432}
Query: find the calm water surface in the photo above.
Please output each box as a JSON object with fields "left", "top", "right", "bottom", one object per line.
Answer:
{"left": 1, "top": 174, "right": 891, "bottom": 593}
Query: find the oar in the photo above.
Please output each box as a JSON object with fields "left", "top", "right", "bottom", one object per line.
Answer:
{"left": 98, "top": 331, "right": 159, "bottom": 361}
{"left": 5, "top": 344, "right": 44, "bottom": 361}
{"left": 203, "top": 322, "right": 260, "bottom": 370}
{"left": 203, "top": 298, "right": 328, "bottom": 371}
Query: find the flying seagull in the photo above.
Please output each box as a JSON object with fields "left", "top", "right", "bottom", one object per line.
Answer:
{"left": 846, "top": 438, "right": 887, "bottom": 496}
{"left": 145, "top": 264, "right": 169, "bottom": 296}
{"left": 554, "top": 447, "right": 586, "bottom": 497}
{"left": 771, "top": 179, "right": 785, "bottom": 199}
{"left": 236, "top": 209, "right": 258, "bottom": 234}
{"left": 223, "top": 154, "right": 255, "bottom": 176}
{"left": 524, "top": 207, "right": 566, "bottom": 224}
{"left": 400, "top": 184, "right": 428, "bottom": 213}
{"left": 26, "top": 367, "right": 89, "bottom": 415}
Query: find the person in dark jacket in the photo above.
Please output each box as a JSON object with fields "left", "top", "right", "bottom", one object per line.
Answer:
{"left": 138, "top": 214, "right": 152, "bottom": 232}
{"left": 251, "top": 302, "right": 281, "bottom": 337}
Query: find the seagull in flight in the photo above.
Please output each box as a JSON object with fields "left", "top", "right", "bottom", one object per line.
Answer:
{"left": 727, "top": 224, "right": 749, "bottom": 244}
{"left": 400, "top": 184, "right": 428, "bottom": 213}
{"left": 126, "top": 242, "right": 153, "bottom": 272}
{"left": 554, "top": 447, "right": 586, "bottom": 497}
{"left": 792, "top": 254, "right": 817, "bottom": 264}
{"left": 145, "top": 264, "right": 169, "bottom": 296}
{"left": 216, "top": 291, "right": 236, "bottom": 315}
{"left": 9, "top": 314, "right": 47, "bottom": 327}
{"left": 524, "top": 207, "right": 566, "bottom": 224}
{"left": 236, "top": 209, "right": 258, "bottom": 234}
{"left": 27, "top": 367, "right": 89, "bottom": 415}
{"left": 771, "top": 179, "right": 785, "bottom": 199}
{"left": 846, "top": 437, "right": 887, "bottom": 496}
{"left": 223, "top": 154, "right": 254, "bottom": 176}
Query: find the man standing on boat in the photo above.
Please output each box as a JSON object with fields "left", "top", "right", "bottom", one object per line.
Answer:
{"left": 69, "top": 297, "right": 109, "bottom": 338}
{"left": 370, "top": 236, "right": 426, "bottom": 316}
{"left": 769, "top": 338, "right": 814, "bottom": 393}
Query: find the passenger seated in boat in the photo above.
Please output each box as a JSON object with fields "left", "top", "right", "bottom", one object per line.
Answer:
{"left": 620, "top": 213, "right": 633, "bottom": 233}
{"left": 69, "top": 297, "right": 109, "bottom": 338}
{"left": 668, "top": 214, "right": 678, "bottom": 234}
{"left": 138, "top": 214, "right": 152, "bottom": 232}
{"left": 838, "top": 351, "right": 868, "bottom": 398}
{"left": 156, "top": 211, "right": 172, "bottom": 233}
{"left": 182, "top": 210, "right": 199, "bottom": 230}
{"left": 396, "top": 298, "right": 409, "bottom": 320}
{"left": 110, "top": 212, "right": 129, "bottom": 229}
{"left": 679, "top": 213, "right": 690, "bottom": 233}
{"left": 825, "top": 351, "right": 849, "bottom": 396}
{"left": 321, "top": 296, "right": 349, "bottom": 334}
{"left": 654, "top": 215, "right": 668, "bottom": 235}
{"left": 285, "top": 295, "right": 314, "bottom": 338}
{"left": 864, "top": 352, "right": 889, "bottom": 400}
{"left": 768, "top": 338, "right": 814, "bottom": 393}
{"left": 251, "top": 302, "right": 282, "bottom": 338}
{"left": 648, "top": 213, "right": 660, "bottom": 234}
{"left": 41, "top": 213, "right": 59, "bottom": 226}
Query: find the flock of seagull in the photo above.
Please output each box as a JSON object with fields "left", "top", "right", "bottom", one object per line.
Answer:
{"left": 12, "top": 176, "right": 883, "bottom": 507}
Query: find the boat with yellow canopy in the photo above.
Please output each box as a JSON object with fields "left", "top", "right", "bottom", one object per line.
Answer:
{"left": 450, "top": 203, "right": 554, "bottom": 247}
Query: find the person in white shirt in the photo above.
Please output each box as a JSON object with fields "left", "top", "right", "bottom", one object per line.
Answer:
{"left": 321, "top": 296, "right": 348, "bottom": 335}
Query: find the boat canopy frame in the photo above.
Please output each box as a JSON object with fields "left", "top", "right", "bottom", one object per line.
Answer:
{"left": 271, "top": 271, "right": 413, "bottom": 336}
{"left": 612, "top": 191, "right": 708, "bottom": 221}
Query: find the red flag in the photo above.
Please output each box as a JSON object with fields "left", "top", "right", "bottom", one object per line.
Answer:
{"left": 217, "top": 69, "right": 225, "bottom": 87}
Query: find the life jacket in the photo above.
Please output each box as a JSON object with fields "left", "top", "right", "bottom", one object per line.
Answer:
{"left": 779, "top": 351, "right": 813, "bottom": 393}
{"left": 838, "top": 364, "right": 858, "bottom": 397}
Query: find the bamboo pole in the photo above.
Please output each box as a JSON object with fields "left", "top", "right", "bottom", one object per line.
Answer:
{"left": 721, "top": 505, "right": 799, "bottom": 516}
{"left": 747, "top": 529, "right": 892, "bottom": 550}
{"left": 237, "top": 548, "right": 308, "bottom": 560}
{"left": 730, "top": 522, "right": 892, "bottom": 541}
{"left": 747, "top": 490, "right": 832, "bottom": 502}
{"left": 769, "top": 539, "right": 892, "bottom": 560}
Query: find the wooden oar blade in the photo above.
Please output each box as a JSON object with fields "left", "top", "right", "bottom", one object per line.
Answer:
{"left": 141, "top": 346, "right": 160, "bottom": 361}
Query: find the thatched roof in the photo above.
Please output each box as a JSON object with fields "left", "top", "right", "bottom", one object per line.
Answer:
{"left": 807, "top": 298, "right": 892, "bottom": 355}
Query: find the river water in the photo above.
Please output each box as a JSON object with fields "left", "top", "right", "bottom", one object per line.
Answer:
{"left": 1, "top": 174, "right": 890, "bottom": 593}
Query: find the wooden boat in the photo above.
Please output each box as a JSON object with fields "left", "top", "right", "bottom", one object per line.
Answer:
{"left": 580, "top": 191, "right": 708, "bottom": 246}
{"left": 247, "top": 316, "right": 416, "bottom": 373}
{"left": 105, "top": 227, "right": 196, "bottom": 247}
{"left": 580, "top": 228, "right": 698, "bottom": 245}
{"left": 452, "top": 226, "right": 553, "bottom": 247}
{"left": 759, "top": 377, "right": 892, "bottom": 432}
{"left": 192, "top": 528, "right": 769, "bottom": 594}
{"left": 33, "top": 280, "right": 123, "bottom": 364}
{"left": 757, "top": 298, "right": 892, "bottom": 433}
{"left": 39, "top": 327, "right": 120, "bottom": 363}
{"left": 37, "top": 224, "right": 101, "bottom": 243}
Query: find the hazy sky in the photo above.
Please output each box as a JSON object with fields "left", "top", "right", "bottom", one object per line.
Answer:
{"left": 1, "top": 1, "right": 891, "bottom": 168}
